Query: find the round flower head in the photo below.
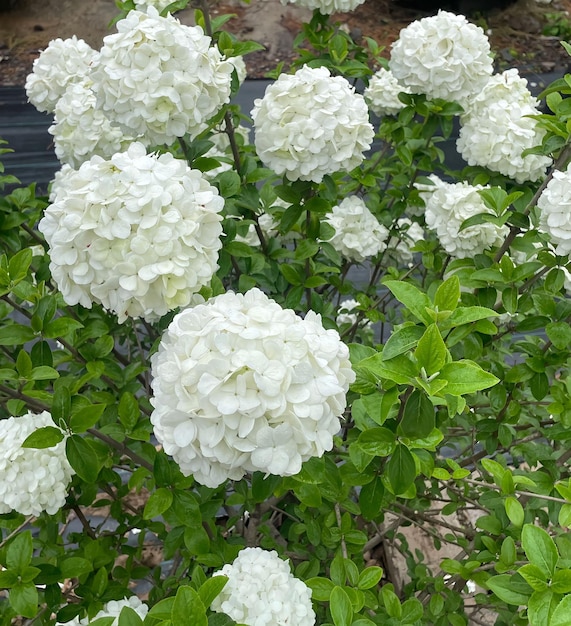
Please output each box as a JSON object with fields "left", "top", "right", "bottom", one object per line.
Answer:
{"left": 91, "top": 7, "right": 232, "bottom": 145}
{"left": 38, "top": 142, "right": 224, "bottom": 323}
{"left": 211, "top": 547, "right": 315, "bottom": 626}
{"left": 457, "top": 69, "right": 551, "bottom": 183}
{"left": 364, "top": 67, "right": 411, "bottom": 117}
{"left": 25, "top": 36, "right": 98, "bottom": 114}
{"left": 324, "top": 196, "right": 389, "bottom": 262}
{"left": 390, "top": 11, "right": 493, "bottom": 106}
{"left": 56, "top": 597, "right": 148, "bottom": 626}
{"left": 538, "top": 164, "right": 571, "bottom": 256}
{"left": 280, "top": 0, "right": 365, "bottom": 14}
{"left": 251, "top": 65, "right": 374, "bottom": 182}
{"left": 150, "top": 288, "right": 355, "bottom": 488}
{"left": 385, "top": 218, "right": 424, "bottom": 266}
{"left": 49, "top": 79, "right": 134, "bottom": 168}
{"left": 417, "top": 175, "right": 509, "bottom": 259}
{"left": 0, "top": 411, "right": 74, "bottom": 516}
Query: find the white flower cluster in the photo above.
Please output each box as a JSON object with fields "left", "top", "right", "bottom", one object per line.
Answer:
{"left": 385, "top": 218, "right": 424, "bottom": 266}
{"left": 150, "top": 288, "right": 355, "bottom": 488}
{"left": 417, "top": 175, "right": 509, "bottom": 259}
{"left": 538, "top": 164, "right": 571, "bottom": 255}
{"left": 324, "top": 196, "right": 389, "bottom": 262}
{"left": 134, "top": 0, "right": 174, "bottom": 12}
{"left": 364, "top": 67, "right": 410, "bottom": 117}
{"left": 56, "top": 597, "right": 148, "bottom": 626}
{"left": 48, "top": 79, "right": 133, "bottom": 168}
{"left": 390, "top": 11, "right": 493, "bottom": 106}
{"left": 0, "top": 412, "right": 74, "bottom": 516}
{"left": 91, "top": 8, "right": 232, "bottom": 145}
{"left": 281, "top": 0, "right": 365, "bottom": 14}
{"left": 251, "top": 65, "right": 374, "bottom": 182}
{"left": 211, "top": 547, "right": 315, "bottom": 626}
{"left": 39, "top": 142, "right": 223, "bottom": 323}
{"left": 457, "top": 69, "right": 551, "bottom": 183}
{"left": 25, "top": 36, "right": 98, "bottom": 113}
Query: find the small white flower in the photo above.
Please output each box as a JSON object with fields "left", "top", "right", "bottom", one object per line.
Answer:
{"left": 49, "top": 79, "right": 134, "bottom": 168}
{"left": 56, "top": 597, "right": 148, "bottom": 626}
{"left": 150, "top": 288, "right": 355, "bottom": 487}
{"left": 25, "top": 36, "right": 98, "bottom": 114}
{"left": 211, "top": 547, "right": 315, "bottom": 626}
{"left": 280, "top": 0, "right": 365, "bottom": 14}
{"left": 364, "top": 67, "right": 411, "bottom": 116}
{"left": 0, "top": 411, "right": 74, "bottom": 516}
{"left": 457, "top": 69, "right": 551, "bottom": 183}
{"left": 417, "top": 175, "right": 509, "bottom": 259}
{"left": 92, "top": 8, "right": 232, "bottom": 145}
{"left": 324, "top": 196, "right": 389, "bottom": 262}
{"left": 390, "top": 11, "right": 493, "bottom": 106}
{"left": 538, "top": 164, "right": 571, "bottom": 256}
{"left": 251, "top": 65, "right": 373, "bottom": 183}
{"left": 39, "top": 143, "right": 223, "bottom": 323}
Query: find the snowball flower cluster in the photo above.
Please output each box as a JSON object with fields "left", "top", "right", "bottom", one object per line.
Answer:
{"left": 390, "top": 11, "right": 493, "bottom": 106}
{"left": 56, "top": 597, "right": 148, "bottom": 626}
{"left": 538, "top": 164, "right": 571, "bottom": 255}
{"left": 324, "top": 196, "right": 389, "bottom": 262}
{"left": 385, "top": 218, "right": 424, "bottom": 266}
{"left": 251, "top": 65, "right": 373, "bottom": 182}
{"left": 49, "top": 79, "right": 133, "bottom": 168}
{"left": 91, "top": 8, "right": 232, "bottom": 145}
{"left": 281, "top": 0, "right": 365, "bottom": 14}
{"left": 456, "top": 69, "right": 551, "bottom": 183}
{"left": 150, "top": 288, "right": 355, "bottom": 488}
{"left": 0, "top": 411, "right": 74, "bottom": 516}
{"left": 39, "top": 142, "right": 223, "bottom": 322}
{"left": 25, "top": 36, "right": 98, "bottom": 114}
{"left": 417, "top": 175, "right": 509, "bottom": 259}
{"left": 211, "top": 547, "right": 315, "bottom": 626}
{"left": 364, "top": 67, "right": 410, "bottom": 116}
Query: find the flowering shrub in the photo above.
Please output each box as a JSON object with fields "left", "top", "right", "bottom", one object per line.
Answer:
{"left": 4, "top": 2, "right": 571, "bottom": 626}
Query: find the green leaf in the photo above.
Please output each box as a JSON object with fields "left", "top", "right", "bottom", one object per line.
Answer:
{"left": 0, "top": 324, "right": 35, "bottom": 345}
{"left": 42, "top": 317, "right": 84, "bottom": 339}
{"left": 118, "top": 392, "right": 139, "bottom": 432}
{"left": 143, "top": 488, "right": 174, "bottom": 520}
{"left": 551, "top": 595, "right": 571, "bottom": 626}
{"left": 184, "top": 525, "right": 210, "bottom": 555}
{"left": 401, "top": 598, "right": 423, "bottom": 624}
{"left": 439, "top": 306, "right": 497, "bottom": 329}
{"left": 546, "top": 322, "right": 571, "bottom": 350}
{"left": 360, "top": 353, "right": 419, "bottom": 385}
{"left": 357, "top": 566, "right": 383, "bottom": 590}
{"left": 329, "top": 586, "right": 353, "bottom": 626}
{"left": 528, "top": 589, "right": 557, "bottom": 626}
{"left": 52, "top": 385, "right": 71, "bottom": 425}
{"left": 522, "top": 524, "right": 559, "bottom": 577}
{"left": 118, "top": 607, "right": 144, "bottom": 626}
{"left": 306, "top": 577, "right": 335, "bottom": 601}
{"left": 388, "top": 444, "right": 416, "bottom": 495}
{"left": 70, "top": 404, "right": 106, "bottom": 433}
{"left": 8, "top": 248, "right": 33, "bottom": 283}
{"left": 384, "top": 280, "right": 432, "bottom": 325}
{"left": 359, "top": 476, "right": 384, "bottom": 521}
{"left": 518, "top": 564, "right": 548, "bottom": 591}
{"left": 434, "top": 276, "right": 460, "bottom": 311}
{"left": 198, "top": 576, "right": 228, "bottom": 608}
{"left": 414, "top": 324, "right": 448, "bottom": 376}
{"left": 552, "top": 570, "right": 571, "bottom": 594}
{"left": 30, "top": 365, "right": 59, "bottom": 381}
{"left": 382, "top": 325, "right": 424, "bottom": 360}
{"left": 436, "top": 360, "right": 499, "bottom": 396}
{"left": 171, "top": 586, "right": 207, "bottom": 626}
{"left": 399, "top": 390, "right": 434, "bottom": 439}
{"left": 7, "top": 530, "right": 33, "bottom": 571}
{"left": 21, "top": 425, "right": 64, "bottom": 449}
{"left": 66, "top": 435, "right": 101, "bottom": 482}
{"left": 486, "top": 574, "right": 531, "bottom": 605}
{"left": 9, "top": 582, "right": 38, "bottom": 618}
{"left": 216, "top": 170, "right": 241, "bottom": 197}
{"left": 59, "top": 557, "right": 93, "bottom": 578}
{"left": 504, "top": 496, "right": 524, "bottom": 527}
{"left": 354, "top": 428, "right": 396, "bottom": 457}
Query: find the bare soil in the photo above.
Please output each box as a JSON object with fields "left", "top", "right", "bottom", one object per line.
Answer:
{"left": 0, "top": 0, "right": 571, "bottom": 85}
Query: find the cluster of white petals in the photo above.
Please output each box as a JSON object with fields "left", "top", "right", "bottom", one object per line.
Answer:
{"left": 56, "top": 597, "right": 148, "bottom": 626}
{"left": 49, "top": 79, "right": 133, "bottom": 168}
{"left": 385, "top": 218, "right": 424, "bottom": 266}
{"left": 134, "top": 0, "right": 174, "bottom": 11}
{"left": 457, "top": 69, "right": 551, "bottom": 183}
{"left": 251, "top": 65, "right": 373, "bottom": 182}
{"left": 417, "top": 175, "right": 509, "bottom": 259}
{"left": 324, "top": 196, "right": 389, "bottom": 262}
{"left": 39, "top": 142, "right": 223, "bottom": 323}
{"left": 150, "top": 288, "right": 355, "bottom": 488}
{"left": 538, "top": 164, "right": 571, "bottom": 255}
{"left": 280, "top": 0, "right": 365, "bottom": 14}
{"left": 211, "top": 547, "right": 315, "bottom": 626}
{"left": 364, "top": 67, "right": 410, "bottom": 116}
{"left": 390, "top": 11, "right": 493, "bottom": 106}
{"left": 91, "top": 8, "right": 232, "bottom": 145}
{"left": 0, "top": 412, "right": 74, "bottom": 516}
{"left": 25, "top": 36, "right": 98, "bottom": 114}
